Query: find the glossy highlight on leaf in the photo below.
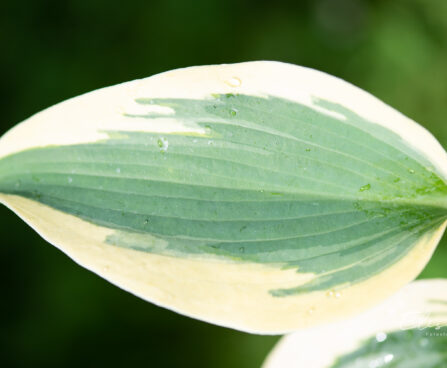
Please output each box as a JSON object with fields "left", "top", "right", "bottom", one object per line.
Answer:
{"left": 0, "top": 61, "right": 446, "bottom": 333}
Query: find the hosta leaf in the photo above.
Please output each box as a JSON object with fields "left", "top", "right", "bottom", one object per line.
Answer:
{"left": 263, "top": 279, "right": 447, "bottom": 367}
{"left": 0, "top": 61, "right": 447, "bottom": 333}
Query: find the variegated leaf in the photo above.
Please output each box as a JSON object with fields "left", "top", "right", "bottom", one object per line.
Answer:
{"left": 263, "top": 279, "right": 447, "bottom": 367}
{"left": 1, "top": 61, "right": 446, "bottom": 333}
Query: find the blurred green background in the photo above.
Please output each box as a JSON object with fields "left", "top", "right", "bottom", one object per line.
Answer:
{"left": 1, "top": 0, "right": 446, "bottom": 367}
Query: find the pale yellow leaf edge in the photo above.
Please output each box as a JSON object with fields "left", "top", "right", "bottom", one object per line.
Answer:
{"left": 1, "top": 193, "right": 445, "bottom": 334}
{"left": 263, "top": 279, "right": 447, "bottom": 367}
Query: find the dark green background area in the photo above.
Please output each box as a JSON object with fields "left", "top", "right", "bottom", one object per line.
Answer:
{"left": 0, "top": 0, "right": 446, "bottom": 367}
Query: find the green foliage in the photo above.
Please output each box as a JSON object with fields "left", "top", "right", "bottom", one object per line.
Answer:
{"left": 1, "top": 0, "right": 447, "bottom": 367}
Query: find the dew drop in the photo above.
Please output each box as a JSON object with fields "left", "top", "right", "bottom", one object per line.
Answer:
{"left": 225, "top": 77, "right": 241, "bottom": 87}
{"left": 305, "top": 148, "right": 311, "bottom": 152}
{"left": 116, "top": 168, "right": 121, "bottom": 174}
{"left": 68, "top": 177, "right": 73, "bottom": 183}
{"left": 376, "top": 332, "right": 387, "bottom": 342}
{"left": 384, "top": 354, "right": 394, "bottom": 364}
{"left": 326, "top": 290, "right": 342, "bottom": 299}
{"left": 360, "top": 183, "right": 371, "bottom": 192}
{"left": 239, "top": 247, "right": 245, "bottom": 253}
{"left": 144, "top": 218, "right": 149, "bottom": 225}
{"left": 408, "top": 169, "right": 415, "bottom": 174}
{"left": 157, "top": 137, "right": 169, "bottom": 152}
{"left": 230, "top": 108, "right": 238, "bottom": 116}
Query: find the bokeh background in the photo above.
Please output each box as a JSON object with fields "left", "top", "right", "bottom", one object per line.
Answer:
{"left": 1, "top": 0, "right": 446, "bottom": 367}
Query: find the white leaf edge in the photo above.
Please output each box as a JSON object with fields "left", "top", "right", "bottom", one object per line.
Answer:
{"left": 263, "top": 279, "right": 447, "bottom": 367}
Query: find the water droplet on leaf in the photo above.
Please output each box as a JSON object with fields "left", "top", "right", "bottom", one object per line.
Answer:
{"left": 360, "top": 184, "right": 371, "bottom": 192}
{"left": 157, "top": 137, "right": 169, "bottom": 152}
{"left": 225, "top": 77, "right": 241, "bottom": 87}
{"left": 375, "top": 332, "right": 387, "bottom": 342}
